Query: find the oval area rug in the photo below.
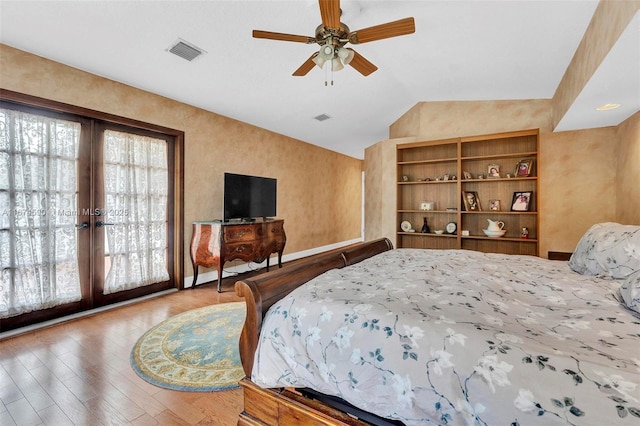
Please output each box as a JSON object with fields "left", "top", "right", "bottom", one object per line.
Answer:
{"left": 130, "top": 302, "right": 246, "bottom": 392}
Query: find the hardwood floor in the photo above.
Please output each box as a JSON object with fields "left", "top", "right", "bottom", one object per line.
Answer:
{"left": 0, "top": 277, "right": 250, "bottom": 426}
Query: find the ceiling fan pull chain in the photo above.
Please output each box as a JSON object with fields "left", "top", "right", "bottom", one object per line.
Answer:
{"left": 331, "top": 61, "right": 334, "bottom": 86}
{"left": 324, "top": 60, "right": 329, "bottom": 86}
{"left": 330, "top": 54, "right": 336, "bottom": 86}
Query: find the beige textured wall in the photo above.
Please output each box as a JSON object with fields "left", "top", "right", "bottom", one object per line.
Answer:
{"left": 366, "top": 99, "right": 627, "bottom": 256}
{"left": 552, "top": 1, "right": 640, "bottom": 127}
{"left": 616, "top": 111, "right": 640, "bottom": 225}
{"left": 390, "top": 100, "right": 552, "bottom": 140}
{"left": 364, "top": 137, "right": 416, "bottom": 242}
{"left": 540, "top": 128, "right": 617, "bottom": 253}
{"left": 389, "top": 104, "right": 421, "bottom": 139}
{"left": 0, "top": 44, "right": 363, "bottom": 277}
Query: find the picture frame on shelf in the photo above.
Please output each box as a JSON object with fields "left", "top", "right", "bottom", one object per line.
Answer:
{"left": 463, "top": 171, "right": 472, "bottom": 180}
{"left": 515, "top": 159, "right": 533, "bottom": 177}
{"left": 489, "top": 199, "right": 501, "bottom": 211}
{"left": 511, "top": 191, "right": 533, "bottom": 211}
{"left": 462, "top": 191, "right": 481, "bottom": 211}
{"left": 487, "top": 164, "right": 500, "bottom": 178}
{"left": 420, "top": 201, "right": 435, "bottom": 211}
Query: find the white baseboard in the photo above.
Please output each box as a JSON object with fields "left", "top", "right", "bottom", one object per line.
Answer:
{"left": 184, "top": 238, "right": 363, "bottom": 288}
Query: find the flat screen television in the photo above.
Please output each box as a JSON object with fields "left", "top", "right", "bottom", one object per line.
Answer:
{"left": 223, "top": 173, "right": 277, "bottom": 222}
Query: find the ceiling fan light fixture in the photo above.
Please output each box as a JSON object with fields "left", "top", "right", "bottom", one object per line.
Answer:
{"left": 312, "top": 55, "right": 326, "bottom": 69}
{"left": 332, "top": 57, "right": 344, "bottom": 71}
{"left": 337, "top": 47, "right": 354, "bottom": 65}
{"left": 319, "top": 44, "right": 334, "bottom": 60}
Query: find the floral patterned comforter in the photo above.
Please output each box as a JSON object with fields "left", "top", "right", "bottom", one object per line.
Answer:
{"left": 252, "top": 249, "right": 640, "bottom": 425}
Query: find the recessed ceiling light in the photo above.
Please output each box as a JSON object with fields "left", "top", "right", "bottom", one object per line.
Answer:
{"left": 595, "top": 103, "right": 621, "bottom": 111}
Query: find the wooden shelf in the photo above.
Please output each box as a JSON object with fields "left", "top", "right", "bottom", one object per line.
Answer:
{"left": 398, "top": 232, "right": 457, "bottom": 237}
{"left": 461, "top": 151, "right": 537, "bottom": 161}
{"left": 397, "top": 129, "right": 539, "bottom": 256}
{"left": 398, "top": 210, "right": 458, "bottom": 214}
{"left": 461, "top": 177, "right": 537, "bottom": 183}
{"left": 398, "top": 180, "right": 458, "bottom": 185}
{"left": 461, "top": 211, "right": 538, "bottom": 215}
{"left": 462, "top": 235, "right": 538, "bottom": 242}
{"left": 398, "top": 157, "right": 457, "bottom": 165}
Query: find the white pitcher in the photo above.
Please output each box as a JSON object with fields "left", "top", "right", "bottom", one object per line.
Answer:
{"left": 487, "top": 219, "right": 505, "bottom": 231}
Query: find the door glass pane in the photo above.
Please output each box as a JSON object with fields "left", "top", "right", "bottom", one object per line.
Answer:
{"left": 0, "top": 108, "right": 82, "bottom": 318}
{"left": 102, "top": 130, "right": 169, "bottom": 294}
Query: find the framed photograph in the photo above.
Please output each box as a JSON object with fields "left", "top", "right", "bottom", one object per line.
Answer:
{"left": 489, "top": 199, "right": 501, "bottom": 211}
{"left": 487, "top": 164, "right": 500, "bottom": 178}
{"left": 462, "top": 191, "right": 481, "bottom": 211}
{"left": 511, "top": 191, "right": 533, "bottom": 212}
{"left": 515, "top": 159, "right": 533, "bottom": 177}
{"left": 462, "top": 171, "right": 472, "bottom": 180}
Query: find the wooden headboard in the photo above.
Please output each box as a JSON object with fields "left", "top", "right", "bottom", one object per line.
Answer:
{"left": 234, "top": 238, "right": 393, "bottom": 377}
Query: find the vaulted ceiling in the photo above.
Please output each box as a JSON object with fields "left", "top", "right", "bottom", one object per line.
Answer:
{"left": 1, "top": 1, "right": 638, "bottom": 159}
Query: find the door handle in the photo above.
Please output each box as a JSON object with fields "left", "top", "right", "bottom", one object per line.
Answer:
{"left": 76, "top": 221, "right": 90, "bottom": 229}
{"left": 96, "top": 221, "right": 115, "bottom": 228}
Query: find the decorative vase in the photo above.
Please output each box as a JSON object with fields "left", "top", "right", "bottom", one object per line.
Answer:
{"left": 420, "top": 217, "right": 430, "bottom": 234}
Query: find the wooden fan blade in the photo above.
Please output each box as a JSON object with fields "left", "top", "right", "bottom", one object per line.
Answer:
{"left": 293, "top": 54, "right": 318, "bottom": 76}
{"left": 253, "top": 30, "right": 315, "bottom": 44}
{"left": 349, "top": 17, "right": 415, "bottom": 44}
{"left": 348, "top": 50, "right": 377, "bottom": 76}
{"left": 318, "top": 0, "right": 341, "bottom": 29}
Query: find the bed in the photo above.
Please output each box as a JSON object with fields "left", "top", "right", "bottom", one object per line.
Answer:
{"left": 235, "top": 224, "right": 640, "bottom": 425}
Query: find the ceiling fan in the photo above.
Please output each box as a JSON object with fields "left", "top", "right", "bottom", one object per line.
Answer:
{"left": 252, "top": 0, "right": 415, "bottom": 77}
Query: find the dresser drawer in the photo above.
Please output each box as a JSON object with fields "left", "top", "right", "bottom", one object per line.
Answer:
{"left": 224, "top": 225, "right": 259, "bottom": 242}
{"left": 226, "top": 241, "right": 263, "bottom": 262}
{"left": 265, "top": 221, "right": 284, "bottom": 237}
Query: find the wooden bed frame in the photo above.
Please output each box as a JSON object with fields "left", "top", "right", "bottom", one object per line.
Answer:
{"left": 234, "top": 238, "right": 394, "bottom": 426}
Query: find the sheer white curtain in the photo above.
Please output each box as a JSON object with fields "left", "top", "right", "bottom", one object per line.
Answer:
{"left": 102, "top": 130, "right": 169, "bottom": 294}
{"left": 0, "top": 108, "right": 82, "bottom": 318}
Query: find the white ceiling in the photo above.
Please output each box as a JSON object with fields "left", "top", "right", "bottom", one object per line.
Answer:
{"left": 1, "top": 1, "right": 638, "bottom": 159}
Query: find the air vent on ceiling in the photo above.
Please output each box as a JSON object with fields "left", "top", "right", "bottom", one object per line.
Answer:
{"left": 314, "top": 114, "right": 331, "bottom": 122}
{"left": 168, "top": 39, "right": 205, "bottom": 61}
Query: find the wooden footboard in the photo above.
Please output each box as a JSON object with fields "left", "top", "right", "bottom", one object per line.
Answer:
{"left": 234, "top": 238, "right": 393, "bottom": 425}
{"left": 238, "top": 378, "right": 372, "bottom": 426}
{"left": 235, "top": 237, "right": 393, "bottom": 377}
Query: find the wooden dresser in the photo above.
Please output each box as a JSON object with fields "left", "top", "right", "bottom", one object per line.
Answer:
{"left": 190, "top": 220, "right": 286, "bottom": 292}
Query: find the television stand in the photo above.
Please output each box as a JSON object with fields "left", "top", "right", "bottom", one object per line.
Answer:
{"left": 189, "top": 219, "right": 286, "bottom": 292}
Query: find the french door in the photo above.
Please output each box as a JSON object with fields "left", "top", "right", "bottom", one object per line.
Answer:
{"left": 0, "top": 95, "right": 182, "bottom": 332}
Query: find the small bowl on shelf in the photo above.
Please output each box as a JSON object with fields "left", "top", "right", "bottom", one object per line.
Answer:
{"left": 434, "top": 230, "right": 444, "bottom": 234}
{"left": 482, "top": 229, "right": 507, "bottom": 238}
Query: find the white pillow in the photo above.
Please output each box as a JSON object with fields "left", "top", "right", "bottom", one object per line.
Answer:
{"left": 620, "top": 270, "right": 640, "bottom": 314}
{"left": 568, "top": 222, "right": 640, "bottom": 279}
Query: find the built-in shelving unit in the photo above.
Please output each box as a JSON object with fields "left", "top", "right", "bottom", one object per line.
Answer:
{"left": 397, "top": 129, "right": 539, "bottom": 256}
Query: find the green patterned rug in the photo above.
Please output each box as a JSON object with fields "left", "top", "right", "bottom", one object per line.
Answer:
{"left": 130, "top": 302, "right": 246, "bottom": 392}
